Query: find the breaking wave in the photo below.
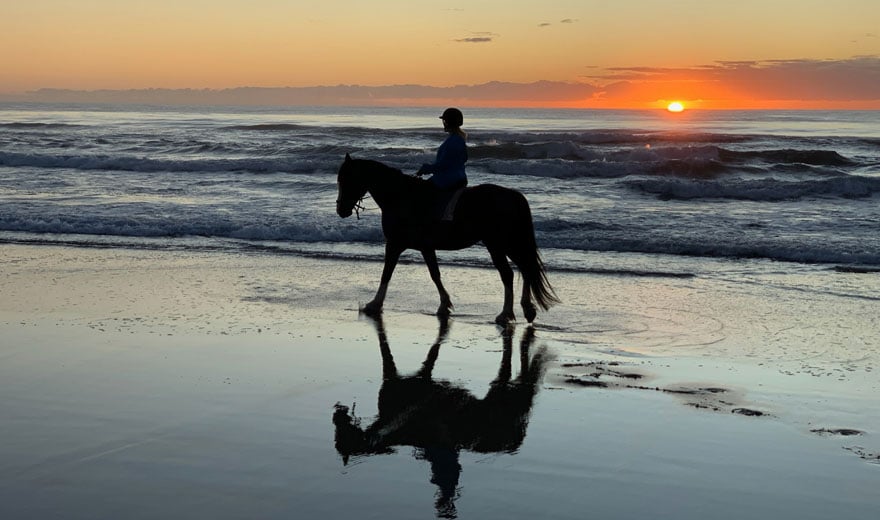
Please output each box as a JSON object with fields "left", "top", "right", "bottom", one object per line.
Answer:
{"left": 626, "top": 176, "right": 880, "bottom": 201}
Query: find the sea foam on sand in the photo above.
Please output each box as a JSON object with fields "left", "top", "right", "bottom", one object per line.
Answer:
{"left": 0, "top": 244, "right": 878, "bottom": 519}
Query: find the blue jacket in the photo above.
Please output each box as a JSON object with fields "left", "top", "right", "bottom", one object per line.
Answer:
{"left": 420, "top": 133, "right": 468, "bottom": 189}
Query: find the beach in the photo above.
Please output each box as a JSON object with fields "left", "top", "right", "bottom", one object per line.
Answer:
{"left": 1, "top": 243, "right": 878, "bottom": 519}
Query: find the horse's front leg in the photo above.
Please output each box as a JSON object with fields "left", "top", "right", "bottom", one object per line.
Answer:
{"left": 362, "top": 243, "right": 404, "bottom": 316}
{"left": 421, "top": 249, "right": 453, "bottom": 317}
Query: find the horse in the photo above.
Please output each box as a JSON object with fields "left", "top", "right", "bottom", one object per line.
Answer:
{"left": 336, "top": 154, "right": 559, "bottom": 325}
{"left": 333, "top": 315, "right": 550, "bottom": 518}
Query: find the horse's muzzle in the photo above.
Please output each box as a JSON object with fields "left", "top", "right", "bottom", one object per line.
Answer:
{"left": 337, "top": 202, "right": 352, "bottom": 218}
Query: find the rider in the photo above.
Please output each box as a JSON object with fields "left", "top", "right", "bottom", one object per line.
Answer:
{"left": 417, "top": 107, "right": 468, "bottom": 190}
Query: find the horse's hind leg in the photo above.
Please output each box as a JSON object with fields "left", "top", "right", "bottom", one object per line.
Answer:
{"left": 421, "top": 249, "right": 453, "bottom": 317}
{"left": 488, "top": 247, "right": 515, "bottom": 325}
{"left": 520, "top": 283, "right": 537, "bottom": 323}
{"left": 509, "top": 250, "right": 537, "bottom": 323}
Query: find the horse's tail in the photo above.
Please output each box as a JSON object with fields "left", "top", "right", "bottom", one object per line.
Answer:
{"left": 515, "top": 197, "right": 560, "bottom": 311}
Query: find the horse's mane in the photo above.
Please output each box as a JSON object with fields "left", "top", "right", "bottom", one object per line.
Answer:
{"left": 354, "top": 158, "right": 431, "bottom": 191}
{"left": 354, "top": 159, "right": 404, "bottom": 176}
{"left": 355, "top": 158, "right": 400, "bottom": 173}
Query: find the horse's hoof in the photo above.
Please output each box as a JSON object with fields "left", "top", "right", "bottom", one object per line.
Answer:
{"left": 495, "top": 312, "right": 515, "bottom": 326}
{"left": 523, "top": 304, "right": 537, "bottom": 323}
{"left": 360, "top": 301, "right": 383, "bottom": 317}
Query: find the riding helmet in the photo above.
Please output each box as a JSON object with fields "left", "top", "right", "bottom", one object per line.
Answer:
{"left": 440, "top": 107, "right": 463, "bottom": 128}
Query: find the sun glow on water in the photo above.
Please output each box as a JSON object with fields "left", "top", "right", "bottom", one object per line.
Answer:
{"left": 667, "top": 101, "right": 685, "bottom": 113}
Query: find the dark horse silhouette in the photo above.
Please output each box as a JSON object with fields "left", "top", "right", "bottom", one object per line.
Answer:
{"left": 333, "top": 317, "right": 550, "bottom": 518}
{"left": 336, "top": 155, "right": 559, "bottom": 325}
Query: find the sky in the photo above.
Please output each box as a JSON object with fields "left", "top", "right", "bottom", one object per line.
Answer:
{"left": 2, "top": 0, "right": 879, "bottom": 109}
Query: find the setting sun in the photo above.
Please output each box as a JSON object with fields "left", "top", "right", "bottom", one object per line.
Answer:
{"left": 667, "top": 101, "right": 685, "bottom": 112}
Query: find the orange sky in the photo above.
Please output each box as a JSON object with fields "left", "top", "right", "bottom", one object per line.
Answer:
{"left": 2, "top": 1, "right": 879, "bottom": 108}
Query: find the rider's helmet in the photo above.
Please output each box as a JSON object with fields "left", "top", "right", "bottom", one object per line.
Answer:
{"left": 439, "top": 108, "right": 464, "bottom": 128}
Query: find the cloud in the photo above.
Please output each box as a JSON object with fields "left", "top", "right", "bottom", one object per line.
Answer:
{"left": 12, "top": 56, "right": 879, "bottom": 109}
{"left": 19, "top": 81, "right": 600, "bottom": 107}
{"left": 538, "top": 18, "right": 577, "bottom": 28}
{"left": 455, "top": 31, "right": 497, "bottom": 43}
{"left": 456, "top": 37, "right": 493, "bottom": 43}
{"left": 586, "top": 56, "right": 880, "bottom": 104}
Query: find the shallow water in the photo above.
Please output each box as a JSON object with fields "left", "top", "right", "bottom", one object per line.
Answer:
{"left": 2, "top": 313, "right": 877, "bottom": 520}
{"left": 1, "top": 246, "right": 878, "bottom": 519}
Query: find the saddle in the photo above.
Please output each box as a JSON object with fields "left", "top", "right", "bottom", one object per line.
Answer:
{"left": 440, "top": 187, "right": 466, "bottom": 221}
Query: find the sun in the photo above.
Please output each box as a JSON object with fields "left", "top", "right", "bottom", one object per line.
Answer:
{"left": 667, "top": 101, "right": 685, "bottom": 113}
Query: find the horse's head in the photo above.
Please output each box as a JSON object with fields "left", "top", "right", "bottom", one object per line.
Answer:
{"left": 332, "top": 403, "right": 394, "bottom": 465}
{"left": 336, "top": 154, "right": 368, "bottom": 218}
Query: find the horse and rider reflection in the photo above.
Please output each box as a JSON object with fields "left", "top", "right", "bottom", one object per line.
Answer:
{"left": 333, "top": 316, "right": 550, "bottom": 518}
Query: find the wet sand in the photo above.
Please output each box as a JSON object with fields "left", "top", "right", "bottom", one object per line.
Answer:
{"left": 1, "top": 244, "right": 878, "bottom": 519}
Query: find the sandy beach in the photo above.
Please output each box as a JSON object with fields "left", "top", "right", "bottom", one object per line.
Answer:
{"left": 1, "top": 243, "right": 878, "bottom": 519}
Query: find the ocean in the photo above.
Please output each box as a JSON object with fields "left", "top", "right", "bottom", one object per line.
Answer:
{"left": 1, "top": 103, "right": 878, "bottom": 297}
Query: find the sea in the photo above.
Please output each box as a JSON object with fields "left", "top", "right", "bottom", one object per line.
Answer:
{"left": 1, "top": 103, "right": 879, "bottom": 299}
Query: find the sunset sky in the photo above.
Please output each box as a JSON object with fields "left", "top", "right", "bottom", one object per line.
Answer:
{"left": 2, "top": 0, "right": 879, "bottom": 108}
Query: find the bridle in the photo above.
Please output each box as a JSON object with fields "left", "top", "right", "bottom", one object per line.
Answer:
{"left": 337, "top": 191, "right": 369, "bottom": 220}
{"left": 350, "top": 195, "right": 368, "bottom": 220}
{"left": 337, "top": 160, "right": 370, "bottom": 219}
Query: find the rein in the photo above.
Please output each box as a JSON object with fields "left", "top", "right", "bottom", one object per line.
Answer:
{"left": 352, "top": 196, "right": 368, "bottom": 220}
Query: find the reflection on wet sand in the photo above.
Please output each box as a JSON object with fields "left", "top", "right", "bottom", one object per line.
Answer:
{"left": 333, "top": 316, "right": 550, "bottom": 518}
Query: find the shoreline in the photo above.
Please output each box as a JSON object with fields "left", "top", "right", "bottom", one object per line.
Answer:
{"left": 1, "top": 242, "right": 878, "bottom": 518}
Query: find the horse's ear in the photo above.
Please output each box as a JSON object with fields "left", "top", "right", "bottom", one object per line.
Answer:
{"left": 345, "top": 153, "right": 351, "bottom": 162}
